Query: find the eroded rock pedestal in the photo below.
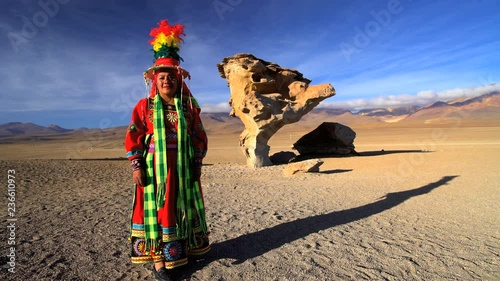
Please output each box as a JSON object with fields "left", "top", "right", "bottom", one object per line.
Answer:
{"left": 217, "top": 53, "right": 336, "bottom": 167}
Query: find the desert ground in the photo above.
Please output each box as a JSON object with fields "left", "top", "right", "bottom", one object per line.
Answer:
{"left": 0, "top": 122, "right": 499, "bottom": 280}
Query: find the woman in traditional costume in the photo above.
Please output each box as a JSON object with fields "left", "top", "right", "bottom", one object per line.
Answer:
{"left": 124, "top": 20, "right": 209, "bottom": 281}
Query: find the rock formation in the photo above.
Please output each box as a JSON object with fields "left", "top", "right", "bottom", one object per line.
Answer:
{"left": 283, "top": 159, "right": 324, "bottom": 176}
{"left": 270, "top": 151, "right": 297, "bottom": 165}
{"left": 293, "top": 122, "right": 358, "bottom": 157}
{"left": 217, "top": 53, "right": 336, "bottom": 167}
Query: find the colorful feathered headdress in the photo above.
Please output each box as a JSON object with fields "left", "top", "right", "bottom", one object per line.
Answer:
{"left": 144, "top": 19, "right": 190, "bottom": 81}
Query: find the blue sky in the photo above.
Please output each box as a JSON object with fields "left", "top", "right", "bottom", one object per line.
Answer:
{"left": 0, "top": 0, "right": 499, "bottom": 128}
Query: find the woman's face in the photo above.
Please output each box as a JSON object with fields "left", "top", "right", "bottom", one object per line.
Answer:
{"left": 156, "top": 69, "right": 178, "bottom": 98}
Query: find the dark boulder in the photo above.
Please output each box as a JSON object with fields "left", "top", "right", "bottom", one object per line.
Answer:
{"left": 270, "top": 151, "right": 297, "bottom": 164}
{"left": 293, "top": 122, "right": 358, "bottom": 156}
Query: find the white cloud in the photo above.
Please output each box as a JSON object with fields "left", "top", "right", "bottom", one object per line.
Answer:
{"left": 0, "top": 26, "right": 147, "bottom": 112}
{"left": 417, "top": 90, "right": 437, "bottom": 100}
{"left": 319, "top": 83, "right": 500, "bottom": 110}
{"left": 201, "top": 102, "right": 231, "bottom": 113}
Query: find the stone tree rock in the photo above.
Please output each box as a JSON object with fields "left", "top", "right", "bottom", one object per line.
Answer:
{"left": 293, "top": 122, "right": 358, "bottom": 157}
{"left": 217, "top": 53, "right": 336, "bottom": 167}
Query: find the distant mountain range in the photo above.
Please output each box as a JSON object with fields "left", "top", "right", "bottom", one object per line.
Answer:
{"left": 0, "top": 122, "right": 74, "bottom": 138}
{"left": 1, "top": 91, "right": 499, "bottom": 139}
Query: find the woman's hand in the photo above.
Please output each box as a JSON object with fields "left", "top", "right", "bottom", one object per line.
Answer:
{"left": 133, "top": 169, "right": 146, "bottom": 186}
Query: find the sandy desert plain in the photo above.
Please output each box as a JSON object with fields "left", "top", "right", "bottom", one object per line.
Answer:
{"left": 0, "top": 111, "right": 499, "bottom": 280}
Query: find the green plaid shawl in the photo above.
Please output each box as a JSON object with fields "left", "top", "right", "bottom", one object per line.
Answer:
{"left": 141, "top": 95, "right": 166, "bottom": 252}
{"left": 174, "top": 95, "right": 208, "bottom": 248}
{"left": 142, "top": 94, "right": 208, "bottom": 252}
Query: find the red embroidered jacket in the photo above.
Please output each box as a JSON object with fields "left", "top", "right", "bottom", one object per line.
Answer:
{"left": 124, "top": 96, "right": 207, "bottom": 164}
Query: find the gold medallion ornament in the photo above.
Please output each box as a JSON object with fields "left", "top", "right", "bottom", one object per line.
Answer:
{"left": 166, "top": 112, "right": 178, "bottom": 123}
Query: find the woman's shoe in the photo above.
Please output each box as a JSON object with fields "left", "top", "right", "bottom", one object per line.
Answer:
{"left": 152, "top": 266, "right": 172, "bottom": 281}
